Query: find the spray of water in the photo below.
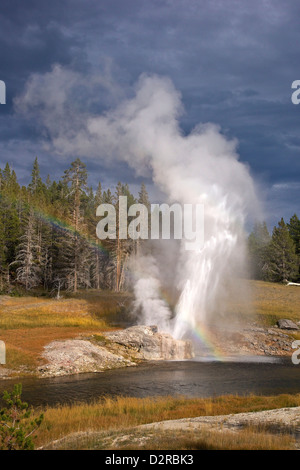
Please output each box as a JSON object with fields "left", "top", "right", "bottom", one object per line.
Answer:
{"left": 87, "top": 74, "right": 258, "bottom": 338}
{"left": 17, "top": 71, "right": 259, "bottom": 339}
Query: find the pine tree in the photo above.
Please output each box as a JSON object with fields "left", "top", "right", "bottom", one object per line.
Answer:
{"left": 38, "top": 220, "right": 54, "bottom": 290}
{"left": 136, "top": 182, "right": 151, "bottom": 254}
{"left": 96, "top": 188, "right": 115, "bottom": 289}
{"left": 95, "top": 182, "right": 102, "bottom": 207}
{"left": 287, "top": 214, "right": 300, "bottom": 280}
{"left": 268, "top": 218, "right": 298, "bottom": 282}
{"left": 248, "top": 222, "right": 271, "bottom": 280}
{"left": 0, "top": 208, "right": 7, "bottom": 291}
{"left": 0, "top": 384, "right": 44, "bottom": 450}
{"left": 2, "top": 164, "right": 20, "bottom": 200}
{"left": 2, "top": 163, "right": 11, "bottom": 189}
{"left": 0, "top": 161, "right": 137, "bottom": 292}
{"left": 62, "top": 159, "right": 90, "bottom": 292}
{"left": 2, "top": 198, "right": 20, "bottom": 268}
{"left": 89, "top": 182, "right": 103, "bottom": 290}
{"left": 113, "top": 182, "right": 124, "bottom": 292}
{"left": 45, "top": 174, "right": 51, "bottom": 190}
{"left": 288, "top": 214, "right": 300, "bottom": 254}
{"left": 28, "top": 157, "right": 43, "bottom": 195}
{"left": 138, "top": 182, "right": 150, "bottom": 210}
{"left": 12, "top": 209, "right": 40, "bottom": 290}
{"left": 0, "top": 164, "right": 21, "bottom": 288}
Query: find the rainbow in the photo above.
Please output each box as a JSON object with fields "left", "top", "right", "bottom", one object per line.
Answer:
{"left": 3, "top": 193, "right": 228, "bottom": 361}
{"left": 0, "top": 190, "right": 111, "bottom": 256}
{"left": 190, "top": 322, "right": 226, "bottom": 361}
{"left": 128, "top": 269, "right": 225, "bottom": 361}
{"left": 32, "top": 206, "right": 110, "bottom": 256}
{"left": 173, "top": 319, "right": 226, "bottom": 361}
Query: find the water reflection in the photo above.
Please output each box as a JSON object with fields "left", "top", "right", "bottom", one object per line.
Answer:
{"left": 0, "top": 357, "right": 299, "bottom": 408}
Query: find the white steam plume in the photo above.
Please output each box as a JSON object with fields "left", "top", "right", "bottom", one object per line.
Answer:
{"left": 16, "top": 71, "right": 259, "bottom": 338}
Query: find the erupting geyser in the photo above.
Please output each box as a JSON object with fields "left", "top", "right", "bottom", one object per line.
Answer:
{"left": 89, "top": 74, "right": 258, "bottom": 339}
{"left": 20, "top": 71, "right": 259, "bottom": 340}
{"left": 107, "top": 75, "right": 259, "bottom": 340}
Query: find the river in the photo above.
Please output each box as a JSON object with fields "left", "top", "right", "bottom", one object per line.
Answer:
{"left": 0, "top": 356, "right": 300, "bottom": 408}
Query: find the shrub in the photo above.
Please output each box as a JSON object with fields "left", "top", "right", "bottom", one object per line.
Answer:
{"left": 0, "top": 384, "right": 43, "bottom": 450}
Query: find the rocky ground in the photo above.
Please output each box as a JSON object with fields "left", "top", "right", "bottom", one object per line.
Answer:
{"left": 0, "top": 318, "right": 298, "bottom": 379}
{"left": 37, "top": 325, "right": 194, "bottom": 377}
{"left": 104, "top": 325, "right": 193, "bottom": 361}
{"left": 141, "top": 406, "right": 300, "bottom": 433}
{"left": 37, "top": 339, "right": 136, "bottom": 377}
{"left": 37, "top": 319, "right": 298, "bottom": 377}
{"left": 40, "top": 406, "right": 300, "bottom": 450}
{"left": 208, "top": 322, "right": 296, "bottom": 358}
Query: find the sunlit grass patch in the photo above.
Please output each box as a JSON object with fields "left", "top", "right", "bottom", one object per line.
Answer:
{"left": 0, "top": 328, "right": 106, "bottom": 371}
{"left": 252, "top": 281, "right": 300, "bottom": 321}
{"left": 0, "top": 294, "right": 121, "bottom": 330}
{"left": 31, "top": 393, "right": 300, "bottom": 448}
{"left": 226, "top": 280, "right": 300, "bottom": 326}
{"left": 4, "top": 345, "right": 37, "bottom": 371}
{"left": 0, "top": 312, "right": 106, "bottom": 330}
{"left": 0, "top": 292, "right": 130, "bottom": 372}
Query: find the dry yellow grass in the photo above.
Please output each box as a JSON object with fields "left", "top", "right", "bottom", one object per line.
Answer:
{"left": 0, "top": 328, "right": 104, "bottom": 370}
{"left": 33, "top": 393, "right": 300, "bottom": 448}
{"left": 250, "top": 280, "right": 300, "bottom": 326}
{"left": 103, "top": 428, "right": 293, "bottom": 451}
{"left": 42, "top": 427, "right": 294, "bottom": 450}
{"left": 0, "top": 281, "right": 299, "bottom": 372}
{"left": 0, "top": 292, "right": 130, "bottom": 371}
{"left": 0, "top": 294, "right": 119, "bottom": 329}
{"left": 220, "top": 280, "right": 300, "bottom": 326}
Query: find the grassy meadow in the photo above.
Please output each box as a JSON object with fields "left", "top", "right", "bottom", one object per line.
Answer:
{"left": 0, "top": 280, "right": 299, "bottom": 372}
{"left": 0, "top": 281, "right": 299, "bottom": 449}
{"left": 34, "top": 393, "right": 300, "bottom": 450}
{"left": 0, "top": 290, "right": 132, "bottom": 371}
{"left": 250, "top": 280, "right": 300, "bottom": 326}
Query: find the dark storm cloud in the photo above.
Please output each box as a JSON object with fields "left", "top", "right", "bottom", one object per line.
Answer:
{"left": 0, "top": 0, "right": 299, "bottom": 226}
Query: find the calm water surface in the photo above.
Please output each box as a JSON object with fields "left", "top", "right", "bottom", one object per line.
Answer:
{"left": 1, "top": 356, "right": 300, "bottom": 407}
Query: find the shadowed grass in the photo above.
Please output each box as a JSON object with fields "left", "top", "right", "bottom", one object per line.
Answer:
{"left": 43, "top": 427, "right": 294, "bottom": 450}
{"left": 105, "top": 428, "right": 294, "bottom": 451}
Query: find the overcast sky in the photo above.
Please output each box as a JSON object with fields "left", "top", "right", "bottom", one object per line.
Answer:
{"left": 0, "top": 0, "right": 299, "bottom": 229}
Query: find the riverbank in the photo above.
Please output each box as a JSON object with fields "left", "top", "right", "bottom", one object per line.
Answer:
{"left": 29, "top": 393, "right": 300, "bottom": 450}
{"left": 0, "top": 291, "right": 132, "bottom": 378}
{"left": 0, "top": 281, "right": 299, "bottom": 379}
{"left": 37, "top": 326, "right": 193, "bottom": 378}
{"left": 41, "top": 407, "right": 300, "bottom": 450}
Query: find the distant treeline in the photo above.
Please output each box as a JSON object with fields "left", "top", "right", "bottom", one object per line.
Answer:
{"left": 248, "top": 216, "right": 300, "bottom": 282}
{"left": 0, "top": 157, "right": 150, "bottom": 294}
{"left": 0, "top": 157, "right": 298, "bottom": 295}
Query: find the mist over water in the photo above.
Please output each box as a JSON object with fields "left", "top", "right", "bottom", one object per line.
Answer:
{"left": 17, "top": 72, "right": 259, "bottom": 338}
